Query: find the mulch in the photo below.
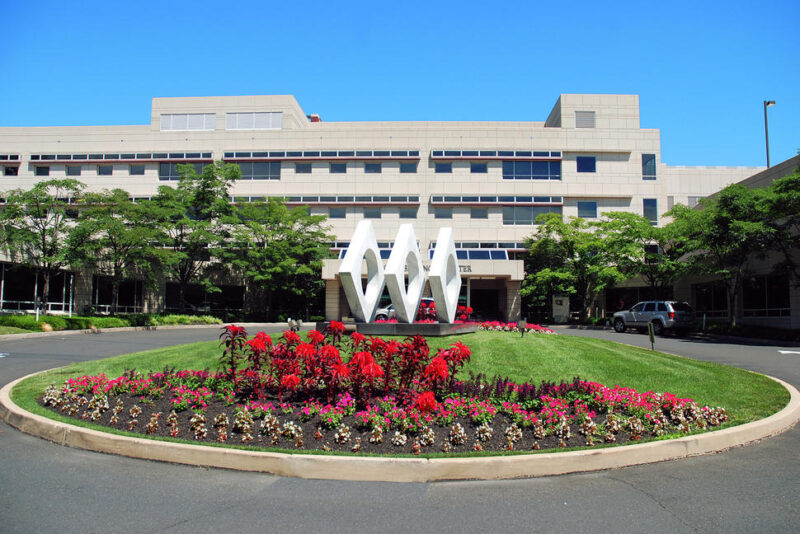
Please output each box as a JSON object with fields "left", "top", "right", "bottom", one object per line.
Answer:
{"left": 40, "top": 393, "right": 644, "bottom": 455}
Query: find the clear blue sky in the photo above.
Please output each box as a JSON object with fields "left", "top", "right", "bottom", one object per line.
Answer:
{"left": 1, "top": 0, "right": 797, "bottom": 167}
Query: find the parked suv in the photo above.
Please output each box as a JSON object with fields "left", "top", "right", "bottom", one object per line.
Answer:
{"left": 612, "top": 301, "right": 696, "bottom": 335}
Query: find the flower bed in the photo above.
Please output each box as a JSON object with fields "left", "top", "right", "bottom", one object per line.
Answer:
{"left": 478, "top": 321, "right": 555, "bottom": 334}
{"left": 38, "top": 324, "right": 727, "bottom": 454}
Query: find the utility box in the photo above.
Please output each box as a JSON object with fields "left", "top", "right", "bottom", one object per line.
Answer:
{"left": 552, "top": 295, "right": 570, "bottom": 324}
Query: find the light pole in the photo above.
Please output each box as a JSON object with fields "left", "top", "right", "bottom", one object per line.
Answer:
{"left": 764, "top": 100, "right": 775, "bottom": 167}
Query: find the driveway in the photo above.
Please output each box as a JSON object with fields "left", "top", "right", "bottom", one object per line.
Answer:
{"left": 1, "top": 326, "right": 798, "bottom": 533}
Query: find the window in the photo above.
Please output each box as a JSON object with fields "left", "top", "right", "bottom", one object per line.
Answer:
{"left": 225, "top": 112, "right": 282, "bottom": 130}
{"left": 642, "top": 154, "right": 656, "bottom": 179}
{"left": 576, "top": 156, "right": 596, "bottom": 173}
{"left": 470, "top": 162, "right": 488, "bottom": 173}
{"left": 35, "top": 166, "right": 50, "bottom": 176}
{"left": 502, "top": 160, "right": 561, "bottom": 180}
{"left": 688, "top": 196, "right": 702, "bottom": 208}
{"left": 159, "top": 162, "right": 204, "bottom": 181}
{"left": 399, "top": 207, "right": 417, "bottom": 219}
{"left": 238, "top": 162, "right": 281, "bottom": 180}
{"left": 66, "top": 166, "right": 81, "bottom": 176}
{"left": 643, "top": 198, "right": 658, "bottom": 225}
{"left": 434, "top": 207, "right": 452, "bottom": 219}
{"left": 160, "top": 113, "right": 216, "bottom": 131}
{"left": 129, "top": 164, "right": 145, "bottom": 176}
{"left": 575, "top": 110, "right": 596, "bottom": 128}
{"left": 577, "top": 201, "right": 598, "bottom": 218}
{"left": 295, "top": 163, "right": 312, "bottom": 174}
{"left": 363, "top": 207, "right": 381, "bottom": 219}
{"left": 364, "top": 163, "right": 382, "bottom": 174}
{"left": 435, "top": 162, "right": 452, "bottom": 173}
{"left": 470, "top": 208, "right": 488, "bottom": 219}
{"left": 743, "top": 275, "right": 790, "bottom": 317}
{"left": 631, "top": 303, "right": 645, "bottom": 313}
{"left": 330, "top": 163, "right": 347, "bottom": 174}
{"left": 98, "top": 165, "right": 113, "bottom": 176}
{"left": 329, "top": 207, "right": 346, "bottom": 219}
{"left": 502, "top": 205, "right": 562, "bottom": 225}
{"left": 667, "top": 196, "right": 675, "bottom": 210}
{"left": 3, "top": 166, "right": 18, "bottom": 176}
{"left": 400, "top": 162, "right": 417, "bottom": 173}
{"left": 643, "top": 302, "right": 655, "bottom": 312}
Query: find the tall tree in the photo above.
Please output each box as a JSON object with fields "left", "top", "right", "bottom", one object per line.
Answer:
{"left": 765, "top": 169, "right": 800, "bottom": 283}
{"left": 0, "top": 178, "right": 84, "bottom": 311}
{"left": 221, "top": 198, "right": 332, "bottom": 320}
{"left": 150, "top": 161, "right": 240, "bottom": 312}
{"left": 70, "top": 189, "right": 164, "bottom": 313}
{"left": 666, "top": 184, "right": 775, "bottom": 327}
{"left": 522, "top": 213, "right": 625, "bottom": 320}
{"left": 599, "top": 212, "right": 689, "bottom": 299}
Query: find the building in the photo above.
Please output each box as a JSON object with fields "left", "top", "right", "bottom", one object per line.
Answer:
{"left": 0, "top": 94, "right": 762, "bottom": 320}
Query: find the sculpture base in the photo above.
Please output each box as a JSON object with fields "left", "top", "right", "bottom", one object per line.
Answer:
{"left": 317, "top": 322, "right": 477, "bottom": 337}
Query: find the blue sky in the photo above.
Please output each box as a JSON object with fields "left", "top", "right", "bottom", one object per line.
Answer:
{"left": 1, "top": 0, "right": 797, "bottom": 167}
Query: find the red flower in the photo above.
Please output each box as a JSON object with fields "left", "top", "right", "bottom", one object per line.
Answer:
{"left": 424, "top": 356, "right": 449, "bottom": 382}
{"left": 350, "top": 351, "right": 375, "bottom": 369}
{"left": 225, "top": 325, "right": 245, "bottom": 337}
{"left": 330, "top": 363, "right": 351, "bottom": 382}
{"left": 350, "top": 332, "right": 366, "bottom": 346}
{"left": 245, "top": 336, "right": 268, "bottom": 353}
{"left": 319, "top": 344, "right": 341, "bottom": 364}
{"left": 465, "top": 307, "right": 473, "bottom": 315}
{"left": 307, "top": 330, "right": 325, "bottom": 345}
{"left": 328, "top": 321, "right": 345, "bottom": 335}
{"left": 361, "top": 361, "right": 384, "bottom": 380}
{"left": 459, "top": 314, "right": 467, "bottom": 321}
{"left": 281, "top": 374, "right": 300, "bottom": 390}
{"left": 295, "top": 343, "right": 316, "bottom": 360}
{"left": 415, "top": 391, "right": 437, "bottom": 412}
{"left": 281, "top": 330, "right": 301, "bottom": 345}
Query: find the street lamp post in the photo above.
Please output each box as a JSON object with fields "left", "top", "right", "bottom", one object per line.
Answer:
{"left": 764, "top": 100, "right": 775, "bottom": 167}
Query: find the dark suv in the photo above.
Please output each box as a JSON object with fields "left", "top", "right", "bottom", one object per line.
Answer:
{"left": 612, "top": 301, "right": 696, "bottom": 335}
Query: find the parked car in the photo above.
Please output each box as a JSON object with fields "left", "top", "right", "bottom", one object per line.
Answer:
{"left": 375, "top": 298, "right": 435, "bottom": 321}
{"left": 612, "top": 301, "right": 696, "bottom": 335}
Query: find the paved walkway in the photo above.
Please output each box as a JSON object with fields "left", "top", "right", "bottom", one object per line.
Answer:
{"left": 1, "top": 326, "right": 798, "bottom": 533}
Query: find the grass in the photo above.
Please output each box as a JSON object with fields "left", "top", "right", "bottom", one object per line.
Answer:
{"left": 0, "top": 326, "right": 34, "bottom": 335}
{"left": 11, "top": 331, "right": 789, "bottom": 447}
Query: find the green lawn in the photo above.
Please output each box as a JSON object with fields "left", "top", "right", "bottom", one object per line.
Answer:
{"left": 12, "top": 331, "right": 788, "bottom": 430}
{"left": 0, "top": 326, "right": 34, "bottom": 335}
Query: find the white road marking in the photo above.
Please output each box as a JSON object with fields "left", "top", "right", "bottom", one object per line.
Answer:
{"left": 0, "top": 353, "right": 7, "bottom": 358}
{"left": 778, "top": 350, "right": 800, "bottom": 355}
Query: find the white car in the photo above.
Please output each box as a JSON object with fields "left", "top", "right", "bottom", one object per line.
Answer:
{"left": 612, "top": 301, "right": 696, "bottom": 335}
{"left": 375, "top": 298, "right": 435, "bottom": 321}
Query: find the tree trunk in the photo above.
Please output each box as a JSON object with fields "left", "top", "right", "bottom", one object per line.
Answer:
{"left": 112, "top": 279, "right": 120, "bottom": 314}
{"left": 178, "top": 282, "right": 186, "bottom": 314}
{"left": 41, "top": 269, "right": 51, "bottom": 312}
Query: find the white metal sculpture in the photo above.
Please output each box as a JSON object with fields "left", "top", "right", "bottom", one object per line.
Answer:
{"left": 338, "top": 221, "right": 460, "bottom": 323}
{"left": 428, "top": 227, "right": 462, "bottom": 323}
{"left": 338, "top": 220, "right": 385, "bottom": 323}
{"left": 384, "top": 224, "right": 425, "bottom": 323}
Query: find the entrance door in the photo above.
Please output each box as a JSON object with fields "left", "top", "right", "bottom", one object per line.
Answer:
{"left": 470, "top": 289, "right": 499, "bottom": 320}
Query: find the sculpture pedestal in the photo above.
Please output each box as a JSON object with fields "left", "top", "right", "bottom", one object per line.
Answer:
{"left": 315, "top": 322, "right": 478, "bottom": 337}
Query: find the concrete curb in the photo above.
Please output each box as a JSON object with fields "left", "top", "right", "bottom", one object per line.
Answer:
{"left": 2, "top": 370, "right": 799, "bottom": 482}
{"left": 0, "top": 323, "right": 297, "bottom": 342}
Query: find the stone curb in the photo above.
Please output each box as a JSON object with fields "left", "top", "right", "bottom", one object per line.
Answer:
{"left": 2, "top": 370, "right": 798, "bottom": 482}
{"left": 0, "top": 323, "right": 297, "bottom": 343}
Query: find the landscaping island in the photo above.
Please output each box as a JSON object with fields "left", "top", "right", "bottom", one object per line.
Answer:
{"left": 16, "top": 322, "right": 789, "bottom": 457}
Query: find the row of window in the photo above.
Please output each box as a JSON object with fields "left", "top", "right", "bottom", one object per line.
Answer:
{"left": 33, "top": 165, "right": 147, "bottom": 177}
{"left": 31, "top": 152, "right": 212, "bottom": 161}
{"left": 431, "top": 150, "right": 562, "bottom": 158}
{"left": 223, "top": 149, "right": 420, "bottom": 159}
{"left": 431, "top": 195, "right": 562, "bottom": 204}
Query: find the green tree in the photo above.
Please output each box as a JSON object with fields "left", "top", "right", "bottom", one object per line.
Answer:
{"left": 150, "top": 161, "right": 240, "bottom": 312}
{"left": 765, "top": 169, "right": 800, "bottom": 283}
{"left": 600, "top": 212, "right": 690, "bottom": 299}
{"left": 522, "top": 213, "right": 625, "bottom": 321}
{"left": 70, "top": 189, "right": 165, "bottom": 313}
{"left": 0, "top": 178, "right": 84, "bottom": 311}
{"left": 221, "top": 198, "right": 332, "bottom": 320}
{"left": 666, "top": 184, "right": 775, "bottom": 327}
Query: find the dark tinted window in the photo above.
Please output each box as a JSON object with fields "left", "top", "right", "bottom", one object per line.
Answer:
{"left": 656, "top": 302, "right": 667, "bottom": 312}
{"left": 400, "top": 162, "right": 417, "bottom": 173}
{"left": 129, "top": 164, "right": 145, "bottom": 175}
{"left": 295, "top": 163, "right": 312, "bottom": 174}
{"left": 632, "top": 303, "right": 645, "bottom": 312}
{"left": 671, "top": 302, "right": 694, "bottom": 312}
{"left": 435, "top": 162, "right": 452, "bottom": 173}
{"left": 98, "top": 165, "right": 113, "bottom": 176}
{"left": 35, "top": 166, "right": 50, "bottom": 176}
{"left": 643, "top": 198, "right": 658, "bottom": 225}
{"left": 330, "top": 163, "right": 347, "bottom": 174}
{"left": 470, "top": 162, "right": 487, "bottom": 173}
{"left": 329, "top": 207, "right": 346, "bottom": 218}
{"left": 66, "top": 166, "right": 81, "bottom": 176}
{"left": 3, "top": 166, "right": 18, "bottom": 176}
{"left": 576, "top": 156, "right": 596, "bottom": 173}
{"left": 642, "top": 153, "right": 656, "bottom": 179}
{"left": 643, "top": 303, "right": 655, "bottom": 312}
{"left": 364, "top": 163, "right": 381, "bottom": 173}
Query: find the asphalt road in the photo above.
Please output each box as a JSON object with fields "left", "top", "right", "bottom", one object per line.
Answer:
{"left": 1, "top": 326, "right": 799, "bottom": 533}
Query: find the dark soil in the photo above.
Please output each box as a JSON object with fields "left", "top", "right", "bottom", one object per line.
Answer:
{"left": 40, "top": 393, "right": 653, "bottom": 455}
